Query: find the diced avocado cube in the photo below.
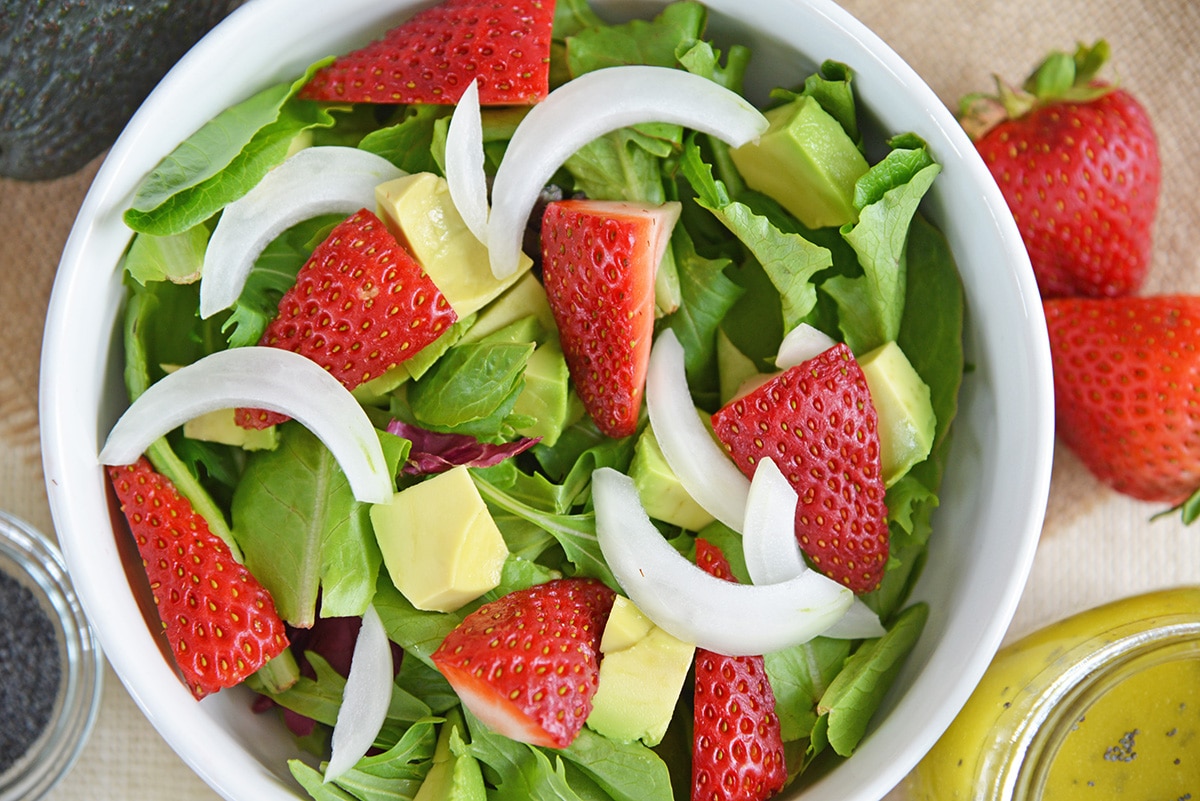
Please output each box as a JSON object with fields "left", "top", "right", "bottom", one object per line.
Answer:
{"left": 730, "top": 94, "right": 869, "bottom": 229}
{"left": 586, "top": 596, "right": 695, "bottom": 746}
{"left": 630, "top": 426, "right": 715, "bottom": 531}
{"left": 513, "top": 339, "right": 571, "bottom": 448}
{"left": 376, "top": 173, "right": 533, "bottom": 318}
{"left": 859, "top": 341, "right": 936, "bottom": 486}
{"left": 369, "top": 465, "right": 508, "bottom": 612}
{"left": 460, "top": 271, "right": 556, "bottom": 345}
{"left": 183, "top": 408, "right": 278, "bottom": 451}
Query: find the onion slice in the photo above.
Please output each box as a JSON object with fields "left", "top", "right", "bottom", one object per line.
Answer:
{"left": 199, "top": 146, "right": 405, "bottom": 318}
{"left": 646, "top": 329, "right": 750, "bottom": 531}
{"left": 488, "top": 65, "right": 770, "bottom": 279}
{"left": 743, "top": 458, "right": 886, "bottom": 640}
{"left": 445, "top": 79, "right": 489, "bottom": 246}
{"left": 99, "top": 347, "right": 393, "bottom": 504}
{"left": 593, "top": 467, "right": 852, "bottom": 656}
{"left": 324, "top": 604, "right": 393, "bottom": 783}
{"left": 775, "top": 323, "right": 837, "bottom": 369}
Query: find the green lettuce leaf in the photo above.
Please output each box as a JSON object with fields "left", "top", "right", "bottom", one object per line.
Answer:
{"left": 764, "top": 637, "right": 852, "bottom": 742}
{"left": 565, "top": 1, "right": 707, "bottom": 77}
{"left": 124, "top": 60, "right": 337, "bottom": 236}
{"left": 231, "top": 424, "right": 406, "bottom": 626}
{"left": 358, "top": 104, "right": 453, "bottom": 175}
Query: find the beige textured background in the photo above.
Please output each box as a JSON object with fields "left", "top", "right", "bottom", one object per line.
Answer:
{"left": 0, "top": 0, "right": 1197, "bottom": 799}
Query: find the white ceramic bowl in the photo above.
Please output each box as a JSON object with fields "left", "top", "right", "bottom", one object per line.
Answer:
{"left": 40, "top": 1, "right": 1054, "bottom": 799}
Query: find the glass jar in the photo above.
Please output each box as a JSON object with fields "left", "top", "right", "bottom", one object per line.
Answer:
{"left": 0, "top": 511, "right": 103, "bottom": 801}
{"left": 905, "top": 587, "right": 1200, "bottom": 800}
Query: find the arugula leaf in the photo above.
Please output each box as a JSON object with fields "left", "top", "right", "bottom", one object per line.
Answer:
{"left": 812, "top": 602, "right": 929, "bottom": 758}
{"left": 289, "top": 761, "right": 358, "bottom": 801}
{"left": 125, "top": 60, "right": 337, "bottom": 236}
{"left": 473, "top": 472, "right": 618, "bottom": 588}
{"left": 329, "top": 719, "right": 438, "bottom": 800}
{"left": 565, "top": 1, "right": 707, "bottom": 77}
{"left": 358, "top": 104, "right": 453, "bottom": 175}
{"left": 232, "top": 424, "right": 406, "bottom": 626}
{"left": 223, "top": 213, "right": 344, "bottom": 348}
{"left": 824, "top": 160, "right": 941, "bottom": 353}
{"left": 680, "top": 138, "right": 832, "bottom": 333}
{"left": 464, "top": 708, "right": 586, "bottom": 801}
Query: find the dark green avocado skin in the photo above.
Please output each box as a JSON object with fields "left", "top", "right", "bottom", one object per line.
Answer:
{"left": 1, "top": 1, "right": 242, "bottom": 181}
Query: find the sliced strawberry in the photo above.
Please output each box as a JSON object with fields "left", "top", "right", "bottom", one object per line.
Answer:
{"left": 108, "top": 457, "right": 289, "bottom": 699}
{"left": 541, "top": 199, "right": 680, "bottom": 439}
{"left": 299, "top": 0, "right": 556, "bottom": 106}
{"left": 710, "top": 343, "right": 889, "bottom": 593}
{"left": 430, "top": 577, "right": 616, "bottom": 748}
{"left": 238, "top": 208, "right": 457, "bottom": 428}
{"left": 692, "top": 539, "right": 787, "bottom": 801}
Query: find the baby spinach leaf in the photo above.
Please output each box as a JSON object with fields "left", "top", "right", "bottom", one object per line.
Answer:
{"left": 408, "top": 341, "right": 534, "bottom": 434}
{"left": 464, "top": 710, "right": 585, "bottom": 801}
{"left": 559, "top": 727, "right": 674, "bottom": 801}
{"left": 764, "top": 637, "right": 852, "bottom": 742}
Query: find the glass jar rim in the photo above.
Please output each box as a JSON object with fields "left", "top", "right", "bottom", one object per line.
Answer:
{"left": 0, "top": 511, "right": 104, "bottom": 801}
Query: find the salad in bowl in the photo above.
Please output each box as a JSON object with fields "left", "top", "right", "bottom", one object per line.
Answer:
{"left": 40, "top": 0, "right": 1053, "bottom": 799}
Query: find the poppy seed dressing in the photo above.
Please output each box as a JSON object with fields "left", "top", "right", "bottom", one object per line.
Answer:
{"left": 0, "top": 568, "right": 62, "bottom": 776}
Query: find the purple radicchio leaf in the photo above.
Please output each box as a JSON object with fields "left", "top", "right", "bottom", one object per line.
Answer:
{"left": 387, "top": 419, "right": 540, "bottom": 476}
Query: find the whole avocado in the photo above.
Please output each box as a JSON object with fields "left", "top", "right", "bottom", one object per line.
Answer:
{"left": 0, "top": 1, "right": 241, "bottom": 181}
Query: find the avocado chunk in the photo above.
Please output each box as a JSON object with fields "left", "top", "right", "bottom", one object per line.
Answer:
{"left": 729, "top": 94, "right": 869, "bottom": 229}
{"left": 183, "top": 408, "right": 279, "bottom": 451}
{"left": 512, "top": 339, "right": 572, "bottom": 448}
{"left": 414, "top": 710, "right": 486, "bottom": 801}
{"left": 459, "top": 271, "right": 556, "bottom": 345}
{"left": 376, "top": 173, "right": 533, "bottom": 318}
{"left": 859, "top": 341, "right": 936, "bottom": 486}
{"left": 586, "top": 596, "right": 695, "bottom": 746}
{"left": 369, "top": 465, "right": 508, "bottom": 612}
{"left": 630, "top": 426, "right": 715, "bottom": 531}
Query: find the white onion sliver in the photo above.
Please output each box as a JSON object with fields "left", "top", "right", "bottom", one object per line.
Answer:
{"left": 742, "top": 457, "right": 806, "bottom": 585}
{"left": 488, "top": 65, "right": 770, "bottom": 279}
{"left": 741, "top": 459, "right": 887, "bottom": 640}
{"left": 200, "top": 146, "right": 405, "bottom": 318}
{"left": 775, "top": 323, "right": 838, "bottom": 370}
{"left": 594, "top": 467, "right": 852, "bottom": 656}
{"left": 324, "top": 604, "right": 393, "bottom": 783}
{"left": 445, "top": 79, "right": 490, "bottom": 246}
{"left": 646, "top": 330, "right": 749, "bottom": 531}
{"left": 98, "top": 347, "right": 393, "bottom": 504}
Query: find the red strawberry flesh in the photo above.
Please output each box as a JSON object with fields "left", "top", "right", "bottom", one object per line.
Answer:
{"left": 711, "top": 343, "right": 889, "bottom": 593}
{"left": 238, "top": 208, "right": 457, "bottom": 428}
{"left": 541, "top": 199, "right": 679, "bottom": 439}
{"left": 692, "top": 539, "right": 787, "bottom": 801}
{"left": 108, "top": 457, "right": 289, "bottom": 699}
{"left": 430, "top": 577, "right": 616, "bottom": 748}
{"left": 299, "top": 0, "right": 556, "bottom": 106}
{"left": 1045, "top": 295, "right": 1200, "bottom": 504}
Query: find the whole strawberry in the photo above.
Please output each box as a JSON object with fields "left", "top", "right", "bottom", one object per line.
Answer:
{"left": 710, "top": 344, "right": 889, "bottom": 593}
{"left": 692, "top": 539, "right": 787, "bottom": 801}
{"left": 960, "top": 41, "right": 1159, "bottom": 298}
{"left": 430, "top": 578, "right": 616, "bottom": 748}
{"left": 1045, "top": 295, "right": 1200, "bottom": 511}
{"left": 108, "top": 458, "right": 290, "bottom": 699}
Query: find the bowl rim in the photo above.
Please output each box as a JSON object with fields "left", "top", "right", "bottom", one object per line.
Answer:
{"left": 39, "top": 0, "right": 1053, "bottom": 799}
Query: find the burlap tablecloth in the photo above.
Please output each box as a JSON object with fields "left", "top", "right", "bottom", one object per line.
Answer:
{"left": 1, "top": 0, "right": 1197, "bottom": 798}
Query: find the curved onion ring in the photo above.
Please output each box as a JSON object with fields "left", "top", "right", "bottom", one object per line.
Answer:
{"left": 743, "top": 458, "right": 887, "bottom": 640}
{"left": 99, "top": 347, "right": 393, "bottom": 504}
{"left": 594, "top": 467, "right": 852, "bottom": 656}
{"left": 445, "top": 79, "right": 490, "bottom": 246}
{"left": 775, "top": 323, "right": 837, "bottom": 369}
{"left": 488, "top": 65, "right": 770, "bottom": 279}
{"left": 324, "top": 604, "right": 393, "bottom": 783}
{"left": 199, "top": 146, "right": 405, "bottom": 318}
{"left": 646, "top": 329, "right": 750, "bottom": 531}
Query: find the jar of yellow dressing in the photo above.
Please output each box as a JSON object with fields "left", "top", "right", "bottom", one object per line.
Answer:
{"left": 905, "top": 587, "right": 1200, "bottom": 800}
